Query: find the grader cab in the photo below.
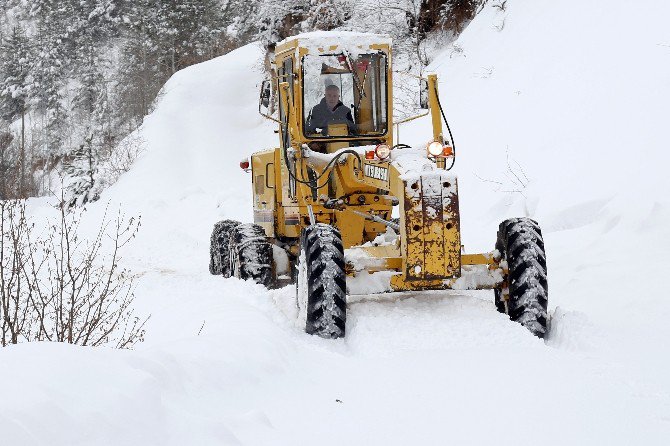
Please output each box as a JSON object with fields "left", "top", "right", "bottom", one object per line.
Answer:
{"left": 209, "top": 32, "right": 549, "bottom": 339}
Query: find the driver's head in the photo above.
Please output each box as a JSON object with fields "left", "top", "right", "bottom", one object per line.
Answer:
{"left": 325, "top": 84, "right": 340, "bottom": 110}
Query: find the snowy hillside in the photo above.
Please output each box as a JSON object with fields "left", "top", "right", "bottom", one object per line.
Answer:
{"left": 2, "top": 0, "right": 670, "bottom": 444}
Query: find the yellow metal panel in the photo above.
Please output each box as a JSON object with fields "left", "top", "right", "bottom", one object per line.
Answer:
{"left": 398, "top": 172, "right": 461, "bottom": 281}
{"left": 442, "top": 177, "right": 461, "bottom": 277}
{"left": 390, "top": 275, "right": 445, "bottom": 291}
{"left": 279, "top": 206, "right": 301, "bottom": 238}
{"left": 344, "top": 244, "right": 401, "bottom": 274}
{"left": 389, "top": 266, "right": 502, "bottom": 292}
{"left": 428, "top": 74, "right": 443, "bottom": 143}
{"left": 462, "top": 253, "right": 496, "bottom": 266}
{"left": 327, "top": 124, "right": 349, "bottom": 155}
{"left": 403, "top": 177, "right": 424, "bottom": 279}
{"left": 356, "top": 244, "right": 400, "bottom": 257}
{"left": 420, "top": 175, "right": 445, "bottom": 278}
{"left": 252, "top": 150, "right": 276, "bottom": 236}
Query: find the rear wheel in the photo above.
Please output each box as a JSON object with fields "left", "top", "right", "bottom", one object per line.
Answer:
{"left": 494, "top": 218, "right": 549, "bottom": 338}
{"left": 209, "top": 219, "right": 241, "bottom": 276}
{"left": 296, "top": 224, "right": 347, "bottom": 339}
{"left": 229, "top": 223, "right": 274, "bottom": 288}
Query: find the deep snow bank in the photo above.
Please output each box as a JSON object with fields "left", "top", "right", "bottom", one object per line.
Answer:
{"left": 404, "top": 0, "right": 670, "bottom": 330}
{"left": 406, "top": 0, "right": 670, "bottom": 237}
{"left": 98, "top": 43, "right": 278, "bottom": 275}
{"left": 2, "top": 1, "right": 670, "bottom": 444}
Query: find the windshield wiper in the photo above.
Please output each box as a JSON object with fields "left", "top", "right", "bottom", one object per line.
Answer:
{"left": 341, "top": 51, "right": 370, "bottom": 109}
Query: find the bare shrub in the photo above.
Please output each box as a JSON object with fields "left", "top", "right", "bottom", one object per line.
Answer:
{"left": 103, "top": 133, "right": 146, "bottom": 184}
{"left": 475, "top": 148, "right": 530, "bottom": 197}
{"left": 0, "top": 200, "right": 38, "bottom": 344}
{"left": 492, "top": 0, "right": 507, "bottom": 12}
{"left": 0, "top": 199, "right": 147, "bottom": 348}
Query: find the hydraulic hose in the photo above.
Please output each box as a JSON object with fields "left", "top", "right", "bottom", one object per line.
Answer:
{"left": 281, "top": 106, "right": 362, "bottom": 193}
{"left": 435, "top": 94, "right": 457, "bottom": 171}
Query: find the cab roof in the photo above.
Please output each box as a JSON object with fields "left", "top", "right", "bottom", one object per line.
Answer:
{"left": 275, "top": 31, "right": 392, "bottom": 57}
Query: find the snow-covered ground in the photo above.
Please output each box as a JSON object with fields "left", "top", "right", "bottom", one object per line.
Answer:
{"left": 3, "top": 1, "right": 670, "bottom": 444}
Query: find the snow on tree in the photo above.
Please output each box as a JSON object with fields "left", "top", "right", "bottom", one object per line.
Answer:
{"left": 0, "top": 26, "right": 31, "bottom": 123}
{"left": 0, "top": 0, "right": 486, "bottom": 201}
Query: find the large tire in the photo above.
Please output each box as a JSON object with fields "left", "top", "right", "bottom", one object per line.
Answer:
{"left": 229, "top": 223, "right": 274, "bottom": 287}
{"left": 210, "top": 219, "right": 241, "bottom": 276}
{"left": 296, "top": 224, "right": 347, "bottom": 339}
{"left": 494, "top": 218, "right": 549, "bottom": 338}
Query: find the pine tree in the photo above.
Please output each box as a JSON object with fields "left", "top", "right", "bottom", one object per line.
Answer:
{"left": 116, "top": 5, "right": 163, "bottom": 128}
{"left": 0, "top": 126, "right": 15, "bottom": 199}
{"left": 64, "top": 136, "right": 99, "bottom": 208}
{"left": 0, "top": 25, "right": 32, "bottom": 196}
{"left": 146, "top": 0, "right": 226, "bottom": 75}
{"left": 30, "top": 1, "right": 72, "bottom": 157}
{"left": 115, "top": 0, "right": 226, "bottom": 128}
{"left": 0, "top": 26, "right": 30, "bottom": 123}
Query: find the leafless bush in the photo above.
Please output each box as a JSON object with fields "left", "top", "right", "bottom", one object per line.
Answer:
{"left": 492, "top": 0, "right": 507, "bottom": 12}
{"left": 491, "top": 0, "right": 507, "bottom": 31}
{"left": 393, "top": 71, "right": 426, "bottom": 122}
{"left": 475, "top": 148, "right": 530, "bottom": 197}
{"left": 0, "top": 199, "right": 147, "bottom": 348}
{"left": 0, "top": 201, "right": 38, "bottom": 344}
{"left": 473, "top": 66, "right": 494, "bottom": 79}
{"left": 450, "top": 43, "right": 465, "bottom": 58}
{"left": 105, "top": 133, "right": 146, "bottom": 182}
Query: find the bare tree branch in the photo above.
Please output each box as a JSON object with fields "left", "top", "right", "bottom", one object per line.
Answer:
{"left": 0, "top": 199, "right": 146, "bottom": 349}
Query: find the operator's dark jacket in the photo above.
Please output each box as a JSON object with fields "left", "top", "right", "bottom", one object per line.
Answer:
{"left": 305, "top": 98, "right": 356, "bottom": 135}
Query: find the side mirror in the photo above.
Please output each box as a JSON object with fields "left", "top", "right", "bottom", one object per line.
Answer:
{"left": 419, "top": 78, "right": 429, "bottom": 109}
{"left": 258, "top": 79, "right": 280, "bottom": 123}
{"left": 260, "top": 80, "right": 271, "bottom": 108}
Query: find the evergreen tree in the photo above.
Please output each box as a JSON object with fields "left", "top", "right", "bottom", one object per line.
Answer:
{"left": 30, "top": 1, "right": 72, "bottom": 156}
{"left": 115, "top": 0, "right": 226, "bottom": 127}
{"left": 147, "top": 0, "right": 226, "bottom": 75}
{"left": 0, "top": 26, "right": 31, "bottom": 123}
{"left": 0, "top": 25, "right": 32, "bottom": 196}
{"left": 116, "top": 4, "right": 163, "bottom": 128}
{"left": 64, "top": 136, "right": 99, "bottom": 208}
{"left": 0, "top": 126, "right": 16, "bottom": 199}
{"left": 0, "top": 0, "right": 486, "bottom": 201}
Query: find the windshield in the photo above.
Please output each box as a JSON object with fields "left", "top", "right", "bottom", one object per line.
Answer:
{"left": 303, "top": 52, "right": 388, "bottom": 138}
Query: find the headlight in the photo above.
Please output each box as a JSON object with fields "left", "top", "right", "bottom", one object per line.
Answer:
{"left": 427, "top": 141, "right": 443, "bottom": 157}
{"left": 375, "top": 144, "right": 391, "bottom": 160}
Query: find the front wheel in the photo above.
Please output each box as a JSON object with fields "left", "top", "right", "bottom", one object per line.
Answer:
{"left": 494, "top": 218, "right": 549, "bottom": 338}
{"left": 296, "top": 224, "right": 347, "bottom": 339}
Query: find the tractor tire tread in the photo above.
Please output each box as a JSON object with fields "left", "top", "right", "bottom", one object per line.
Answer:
{"left": 495, "top": 217, "right": 549, "bottom": 338}
{"left": 230, "top": 223, "right": 274, "bottom": 287}
{"left": 209, "top": 219, "right": 242, "bottom": 276}
{"left": 299, "top": 224, "right": 347, "bottom": 339}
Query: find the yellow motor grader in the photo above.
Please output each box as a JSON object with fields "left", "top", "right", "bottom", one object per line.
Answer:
{"left": 209, "top": 32, "right": 548, "bottom": 339}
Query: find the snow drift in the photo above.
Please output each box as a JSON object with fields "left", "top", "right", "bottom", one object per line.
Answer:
{"left": 2, "top": 1, "right": 670, "bottom": 444}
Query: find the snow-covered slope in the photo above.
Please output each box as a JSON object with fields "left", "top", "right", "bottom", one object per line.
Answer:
{"left": 3, "top": 1, "right": 670, "bottom": 444}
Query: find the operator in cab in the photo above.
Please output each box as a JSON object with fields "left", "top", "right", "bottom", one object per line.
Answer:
{"left": 305, "top": 84, "right": 356, "bottom": 136}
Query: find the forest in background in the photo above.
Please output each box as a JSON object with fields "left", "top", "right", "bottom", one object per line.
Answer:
{"left": 0, "top": 0, "right": 485, "bottom": 205}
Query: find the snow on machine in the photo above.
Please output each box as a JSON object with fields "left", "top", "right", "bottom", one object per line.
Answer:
{"left": 209, "top": 32, "right": 548, "bottom": 339}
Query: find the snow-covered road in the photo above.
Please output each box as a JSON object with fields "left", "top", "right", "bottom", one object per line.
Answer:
{"left": 3, "top": 0, "right": 670, "bottom": 444}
